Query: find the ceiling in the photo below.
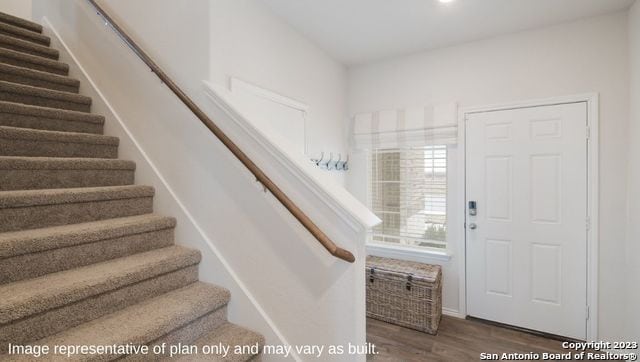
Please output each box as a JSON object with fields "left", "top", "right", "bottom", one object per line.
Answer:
{"left": 256, "top": 0, "right": 635, "bottom": 65}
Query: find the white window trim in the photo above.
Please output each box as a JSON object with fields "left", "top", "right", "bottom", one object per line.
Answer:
{"left": 367, "top": 241, "right": 452, "bottom": 262}
{"left": 365, "top": 146, "right": 456, "bottom": 260}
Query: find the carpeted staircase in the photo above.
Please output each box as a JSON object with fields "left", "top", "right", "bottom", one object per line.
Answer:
{"left": 0, "top": 11, "right": 263, "bottom": 361}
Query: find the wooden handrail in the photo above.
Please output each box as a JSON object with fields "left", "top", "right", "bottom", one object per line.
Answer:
{"left": 86, "top": 0, "right": 355, "bottom": 263}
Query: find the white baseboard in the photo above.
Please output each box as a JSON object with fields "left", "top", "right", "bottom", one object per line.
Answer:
{"left": 442, "top": 308, "right": 465, "bottom": 319}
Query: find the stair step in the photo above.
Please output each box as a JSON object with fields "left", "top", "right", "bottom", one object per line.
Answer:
{"left": 0, "top": 63, "right": 79, "bottom": 93}
{"left": 0, "top": 185, "right": 154, "bottom": 232}
{"left": 0, "top": 12, "right": 43, "bottom": 34}
{"left": 1, "top": 267, "right": 199, "bottom": 355}
{"left": 0, "top": 126, "right": 118, "bottom": 158}
{"left": 0, "top": 101, "right": 104, "bottom": 134}
{"left": 0, "top": 214, "right": 176, "bottom": 283}
{"left": 0, "top": 21, "right": 50, "bottom": 46}
{"left": 0, "top": 213, "right": 175, "bottom": 259}
{"left": 4, "top": 282, "right": 230, "bottom": 360}
{"left": 0, "top": 247, "right": 202, "bottom": 351}
{"left": 0, "top": 47, "right": 67, "bottom": 75}
{"left": 0, "top": 156, "right": 135, "bottom": 191}
{"left": 0, "top": 80, "right": 90, "bottom": 112}
{"left": 0, "top": 245, "right": 199, "bottom": 323}
{"left": 0, "top": 33, "right": 56, "bottom": 60}
{"left": 173, "top": 323, "right": 265, "bottom": 362}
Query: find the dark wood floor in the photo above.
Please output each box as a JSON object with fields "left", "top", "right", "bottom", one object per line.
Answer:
{"left": 367, "top": 317, "right": 596, "bottom": 361}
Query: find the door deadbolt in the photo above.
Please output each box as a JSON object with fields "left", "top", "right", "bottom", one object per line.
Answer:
{"left": 468, "top": 201, "right": 477, "bottom": 216}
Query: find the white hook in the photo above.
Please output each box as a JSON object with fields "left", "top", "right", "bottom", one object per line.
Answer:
{"left": 325, "top": 153, "right": 333, "bottom": 170}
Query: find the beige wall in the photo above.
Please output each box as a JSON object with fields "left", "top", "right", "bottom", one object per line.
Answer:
{"left": 626, "top": 0, "right": 640, "bottom": 342}
{"left": 348, "top": 12, "right": 630, "bottom": 340}
{"left": 0, "top": 0, "right": 31, "bottom": 20}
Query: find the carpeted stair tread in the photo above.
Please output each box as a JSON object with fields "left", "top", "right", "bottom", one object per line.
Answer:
{"left": 0, "top": 156, "right": 134, "bottom": 171}
{"left": 0, "top": 184, "right": 154, "bottom": 208}
{"left": 0, "top": 213, "right": 176, "bottom": 284}
{"left": 0, "top": 12, "right": 42, "bottom": 34}
{"left": 0, "top": 80, "right": 88, "bottom": 105}
{"left": 0, "top": 33, "right": 57, "bottom": 60}
{"left": 0, "top": 62, "right": 79, "bottom": 92}
{"left": 0, "top": 126, "right": 114, "bottom": 146}
{"left": 0, "top": 100, "right": 104, "bottom": 134}
{"left": 0, "top": 266, "right": 199, "bottom": 354}
{"left": 0, "top": 125, "right": 118, "bottom": 158}
{"left": 0, "top": 245, "right": 201, "bottom": 324}
{"left": 173, "top": 323, "right": 265, "bottom": 362}
{"left": 0, "top": 126, "right": 115, "bottom": 146}
{"left": 0, "top": 156, "right": 136, "bottom": 191}
{"left": 0, "top": 185, "right": 154, "bottom": 232}
{"left": 9, "top": 282, "right": 230, "bottom": 361}
{"left": 0, "top": 125, "right": 115, "bottom": 144}
{"left": 0, "top": 47, "right": 68, "bottom": 75}
{"left": 0, "top": 213, "right": 175, "bottom": 259}
{"left": 0, "top": 80, "right": 91, "bottom": 112}
{"left": 0, "top": 125, "right": 114, "bottom": 144}
{"left": 0, "top": 21, "right": 50, "bottom": 46}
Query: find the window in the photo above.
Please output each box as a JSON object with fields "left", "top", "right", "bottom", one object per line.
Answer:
{"left": 369, "top": 145, "right": 447, "bottom": 250}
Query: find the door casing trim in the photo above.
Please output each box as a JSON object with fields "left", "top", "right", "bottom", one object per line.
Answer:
{"left": 457, "top": 93, "right": 599, "bottom": 341}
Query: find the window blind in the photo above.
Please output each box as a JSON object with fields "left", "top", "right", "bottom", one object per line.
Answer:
{"left": 369, "top": 145, "right": 447, "bottom": 249}
{"left": 352, "top": 103, "right": 458, "bottom": 150}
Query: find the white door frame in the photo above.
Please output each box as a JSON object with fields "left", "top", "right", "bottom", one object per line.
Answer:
{"left": 457, "top": 93, "right": 599, "bottom": 341}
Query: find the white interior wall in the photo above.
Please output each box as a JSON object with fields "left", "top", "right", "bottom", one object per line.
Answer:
{"left": 100, "top": 0, "right": 348, "bottom": 185}
{"left": 33, "top": 0, "right": 366, "bottom": 360}
{"left": 626, "top": 0, "right": 640, "bottom": 342}
{"left": 208, "top": 0, "right": 349, "bottom": 184}
{"left": 347, "top": 12, "right": 630, "bottom": 340}
{"left": 0, "top": 0, "right": 32, "bottom": 20}
{"left": 95, "top": 0, "right": 210, "bottom": 106}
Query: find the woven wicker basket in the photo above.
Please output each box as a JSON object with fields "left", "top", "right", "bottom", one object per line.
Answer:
{"left": 366, "top": 255, "right": 442, "bottom": 334}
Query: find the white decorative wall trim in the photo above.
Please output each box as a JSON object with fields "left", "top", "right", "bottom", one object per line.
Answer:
{"left": 229, "top": 77, "right": 309, "bottom": 156}
{"left": 204, "top": 81, "right": 381, "bottom": 235}
{"left": 230, "top": 77, "right": 309, "bottom": 112}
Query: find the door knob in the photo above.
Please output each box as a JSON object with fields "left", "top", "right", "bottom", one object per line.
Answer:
{"left": 468, "top": 223, "right": 477, "bottom": 230}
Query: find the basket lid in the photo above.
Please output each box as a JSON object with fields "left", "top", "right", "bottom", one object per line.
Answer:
{"left": 366, "top": 255, "right": 441, "bottom": 282}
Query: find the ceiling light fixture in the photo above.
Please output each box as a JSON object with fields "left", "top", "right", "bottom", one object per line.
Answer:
{"left": 439, "top": 0, "right": 455, "bottom": 3}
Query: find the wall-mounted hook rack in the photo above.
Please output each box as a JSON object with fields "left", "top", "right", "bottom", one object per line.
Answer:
{"left": 310, "top": 152, "right": 349, "bottom": 171}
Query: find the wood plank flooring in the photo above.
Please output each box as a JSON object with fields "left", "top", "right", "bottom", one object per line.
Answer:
{"left": 366, "top": 317, "right": 609, "bottom": 361}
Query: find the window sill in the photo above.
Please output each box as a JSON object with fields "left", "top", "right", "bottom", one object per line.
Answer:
{"left": 366, "top": 243, "right": 452, "bottom": 263}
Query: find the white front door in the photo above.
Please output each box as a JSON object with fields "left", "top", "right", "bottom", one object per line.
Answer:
{"left": 465, "top": 102, "right": 588, "bottom": 340}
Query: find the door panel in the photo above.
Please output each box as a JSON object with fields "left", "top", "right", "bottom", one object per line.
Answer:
{"left": 466, "top": 102, "right": 587, "bottom": 340}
